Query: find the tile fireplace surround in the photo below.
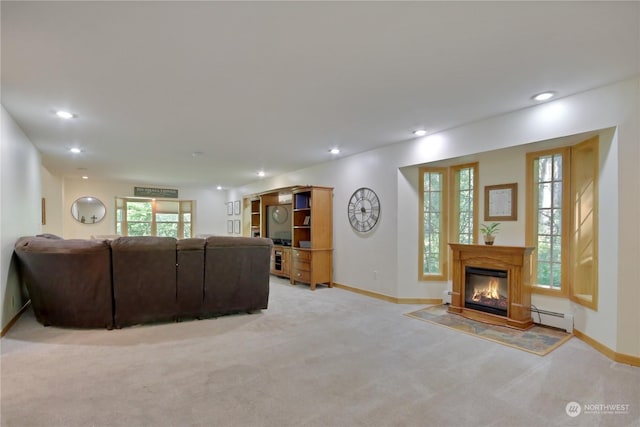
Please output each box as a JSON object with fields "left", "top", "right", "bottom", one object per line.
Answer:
{"left": 448, "top": 243, "right": 536, "bottom": 330}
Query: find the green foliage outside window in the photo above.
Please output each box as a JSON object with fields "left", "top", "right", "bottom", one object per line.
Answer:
{"left": 456, "top": 167, "right": 474, "bottom": 244}
{"left": 126, "top": 201, "right": 153, "bottom": 236}
{"left": 422, "top": 172, "right": 442, "bottom": 275}
{"left": 534, "top": 155, "right": 563, "bottom": 289}
{"left": 116, "top": 198, "right": 193, "bottom": 238}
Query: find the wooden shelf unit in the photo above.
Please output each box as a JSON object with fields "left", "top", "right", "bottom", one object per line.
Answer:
{"left": 246, "top": 185, "right": 333, "bottom": 290}
{"left": 250, "top": 199, "right": 261, "bottom": 237}
{"left": 242, "top": 197, "right": 261, "bottom": 237}
{"left": 291, "top": 186, "right": 333, "bottom": 290}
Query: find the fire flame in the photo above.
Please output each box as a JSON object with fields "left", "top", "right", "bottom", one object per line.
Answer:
{"left": 471, "top": 279, "right": 501, "bottom": 302}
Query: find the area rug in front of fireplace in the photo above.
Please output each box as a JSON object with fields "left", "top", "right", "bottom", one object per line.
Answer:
{"left": 405, "top": 305, "right": 572, "bottom": 356}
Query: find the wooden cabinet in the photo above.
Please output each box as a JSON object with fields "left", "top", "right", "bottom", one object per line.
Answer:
{"left": 291, "top": 248, "right": 332, "bottom": 290}
{"left": 242, "top": 197, "right": 261, "bottom": 237}
{"left": 250, "top": 199, "right": 261, "bottom": 237}
{"left": 247, "top": 185, "right": 333, "bottom": 290}
{"left": 271, "top": 246, "right": 291, "bottom": 278}
{"left": 291, "top": 186, "right": 333, "bottom": 290}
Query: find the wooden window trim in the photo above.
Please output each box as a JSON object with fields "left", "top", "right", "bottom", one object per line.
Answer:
{"left": 418, "top": 167, "right": 449, "bottom": 281}
{"left": 449, "top": 162, "right": 479, "bottom": 245}
{"left": 568, "top": 136, "right": 599, "bottom": 310}
{"left": 526, "top": 147, "right": 571, "bottom": 297}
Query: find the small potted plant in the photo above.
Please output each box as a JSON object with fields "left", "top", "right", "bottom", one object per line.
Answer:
{"left": 480, "top": 223, "right": 500, "bottom": 245}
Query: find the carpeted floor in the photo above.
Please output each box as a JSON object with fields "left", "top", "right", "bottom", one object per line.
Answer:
{"left": 405, "top": 305, "right": 572, "bottom": 356}
{"left": 1, "top": 277, "right": 639, "bottom": 426}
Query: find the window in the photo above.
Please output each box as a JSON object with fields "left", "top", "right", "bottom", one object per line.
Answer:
{"left": 450, "top": 163, "right": 478, "bottom": 244}
{"left": 116, "top": 197, "right": 194, "bottom": 238}
{"left": 419, "top": 163, "right": 479, "bottom": 281}
{"left": 419, "top": 167, "right": 448, "bottom": 281}
{"left": 526, "top": 148, "right": 570, "bottom": 294}
{"left": 124, "top": 199, "right": 153, "bottom": 236}
{"left": 526, "top": 137, "right": 598, "bottom": 309}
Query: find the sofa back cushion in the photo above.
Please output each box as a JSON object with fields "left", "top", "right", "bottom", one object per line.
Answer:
{"left": 176, "top": 238, "right": 206, "bottom": 317}
{"left": 110, "top": 236, "right": 178, "bottom": 327}
{"left": 203, "top": 236, "right": 272, "bottom": 314}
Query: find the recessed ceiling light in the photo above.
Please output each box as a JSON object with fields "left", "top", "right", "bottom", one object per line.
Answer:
{"left": 257, "top": 171, "right": 265, "bottom": 177}
{"left": 532, "top": 92, "right": 556, "bottom": 101}
{"left": 70, "top": 147, "right": 81, "bottom": 154}
{"left": 413, "top": 129, "right": 427, "bottom": 137}
{"left": 329, "top": 148, "right": 340, "bottom": 155}
{"left": 82, "top": 176, "right": 89, "bottom": 180}
{"left": 216, "top": 185, "right": 223, "bottom": 190}
{"left": 56, "top": 110, "right": 74, "bottom": 119}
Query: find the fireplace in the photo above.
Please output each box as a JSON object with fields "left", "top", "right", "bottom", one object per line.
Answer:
{"left": 464, "top": 267, "right": 508, "bottom": 317}
{"left": 448, "top": 244, "right": 535, "bottom": 329}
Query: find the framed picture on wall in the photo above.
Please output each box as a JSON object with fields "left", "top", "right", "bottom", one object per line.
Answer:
{"left": 227, "top": 220, "right": 233, "bottom": 234}
{"left": 484, "top": 183, "right": 518, "bottom": 221}
{"left": 233, "top": 219, "right": 241, "bottom": 234}
{"left": 234, "top": 200, "right": 241, "bottom": 215}
{"left": 226, "top": 202, "right": 233, "bottom": 216}
{"left": 41, "top": 198, "right": 46, "bottom": 225}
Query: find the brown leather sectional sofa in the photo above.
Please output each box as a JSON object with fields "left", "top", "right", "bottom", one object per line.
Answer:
{"left": 14, "top": 235, "right": 272, "bottom": 329}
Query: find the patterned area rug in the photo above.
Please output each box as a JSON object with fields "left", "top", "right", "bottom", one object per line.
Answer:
{"left": 405, "top": 305, "right": 572, "bottom": 356}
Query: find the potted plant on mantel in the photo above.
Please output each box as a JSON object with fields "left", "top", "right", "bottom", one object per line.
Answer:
{"left": 480, "top": 223, "right": 500, "bottom": 245}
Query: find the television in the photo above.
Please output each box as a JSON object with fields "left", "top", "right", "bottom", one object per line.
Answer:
{"left": 266, "top": 204, "right": 292, "bottom": 246}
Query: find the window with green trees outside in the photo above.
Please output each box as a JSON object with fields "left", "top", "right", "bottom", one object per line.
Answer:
{"left": 116, "top": 197, "right": 193, "bottom": 239}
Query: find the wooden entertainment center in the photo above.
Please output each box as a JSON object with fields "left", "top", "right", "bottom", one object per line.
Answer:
{"left": 244, "top": 186, "right": 333, "bottom": 290}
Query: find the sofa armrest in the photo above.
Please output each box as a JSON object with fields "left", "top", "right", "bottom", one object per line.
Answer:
{"left": 14, "top": 237, "right": 113, "bottom": 328}
{"left": 203, "top": 237, "right": 272, "bottom": 315}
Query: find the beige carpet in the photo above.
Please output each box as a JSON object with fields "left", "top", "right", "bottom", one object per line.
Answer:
{"left": 1, "top": 277, "right": 639, "bottom": 427}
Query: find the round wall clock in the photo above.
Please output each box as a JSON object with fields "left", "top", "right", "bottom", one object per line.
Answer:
{"left": 347, "top": 187, "right": 381, "bottom": 232}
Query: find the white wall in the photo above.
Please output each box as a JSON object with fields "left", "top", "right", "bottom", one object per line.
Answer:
{"left": 613, "top": 78, "right": 639, "bottom": 357}
{"left": 1, "top": 106, "right": 41, "bottom": 329}
{"left": 180, "top": 186, "right": 229, "bottom": 236}
{"left": 397, "top": 129, "right": 610, "bottom": 296}
{"left": 233, "top": 77, "right": 640, "bottom": 356}
{"left": 59, "top": 178, "right": 229, "bottom": 239}
{"left": 41, "top": 165, "right": 63, "bottom": 235}
{"left": 231, "top": 148, "right": 401, "bottom": 298}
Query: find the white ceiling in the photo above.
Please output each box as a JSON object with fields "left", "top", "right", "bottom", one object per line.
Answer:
{"left": 2, "top": 1, "right": 639, "bottom": 188}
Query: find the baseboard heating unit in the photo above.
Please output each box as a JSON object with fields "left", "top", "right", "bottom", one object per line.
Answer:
{"left": 442, "top": 290, "right": 452, "bottom": 305}
{"left": 441, "top": 293, "right": 573, "bottom": 333}
{"left": 531, "top": 308, "right": 574, "bottom": 333}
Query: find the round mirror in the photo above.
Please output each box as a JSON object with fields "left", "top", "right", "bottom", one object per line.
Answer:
{"left": 71, "top": 196, "right": 106, "bottom": 224}
{"left": 271, "top": 206, "right": 289, "bottom": 224}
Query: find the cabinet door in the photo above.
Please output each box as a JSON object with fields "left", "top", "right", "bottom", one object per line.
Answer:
{"left": 281, "top": 247, "right": 291, "bottom": 277}
{"left": 271, "top": 246, "right": 291, "bottom": 278}
{"left": 271, "top": 248, "right": 283, "bottom": 274}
